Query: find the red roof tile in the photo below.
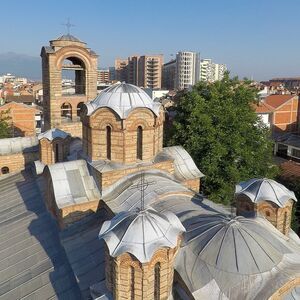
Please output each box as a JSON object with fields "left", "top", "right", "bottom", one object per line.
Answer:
{"left": 253, "top": 101, "right": 273, "bottom": 113}
{"left": 264, "top": 95, "right": 296, "bottom": 109}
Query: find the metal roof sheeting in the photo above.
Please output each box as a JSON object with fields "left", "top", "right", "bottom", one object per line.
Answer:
{"left": 0, "top": 136, "right": 38, "bottom": 155}
{"left": 85, "top": 82, "right": 161, "bottom": 118}
{"left": 38, "top": 128, "right": 69, "bottom": 141}
{"left": 235, "top": 178, "right": 297, "bottom": 207}
{"left": 99, "top": 208, "right": 185, "bottom": 263}
{"left": 47, "top": 160, "right": 100, "bottom": 209}
{"left": 162, "top": 146, "right": 204, "bottom": 180}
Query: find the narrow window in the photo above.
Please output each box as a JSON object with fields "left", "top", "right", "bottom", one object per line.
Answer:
{"left": 1, "top": 166, "right": 9, "bottom": 174}
{"left": 130, "top": 266, "right": 135, "bottom": 300}
{"left": 154, "top": 262, "right": 160, "bottom": 300}
{"left": 106, "top": 126, "right": 111, "bottom": 160}
{"left": 55, "top": 143, "right": 59, "bottom": 163}
{"left": 137, "top": 126, "right": 143, "bottom": 160}
{"left": 283, "top": 211, "right": 288, "bottom": 234}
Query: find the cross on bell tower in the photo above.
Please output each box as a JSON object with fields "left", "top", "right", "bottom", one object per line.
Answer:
{"left": 62, "top": 18, "right": 75, "bottom": 35}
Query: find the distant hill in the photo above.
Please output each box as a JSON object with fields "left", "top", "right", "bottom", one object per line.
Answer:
{"left": 0, "top": 52, "right": 41, "bottom": 81}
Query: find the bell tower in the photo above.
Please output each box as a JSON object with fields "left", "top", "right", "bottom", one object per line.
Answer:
{"left": 41, "top": 34, "right": 98, "bottom": 137}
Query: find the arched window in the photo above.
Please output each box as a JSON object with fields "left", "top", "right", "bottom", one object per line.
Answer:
{"left": 283, "top": 211, "right": 288, "bottom": 234}
{"left": 55, "top": 143, "right": 59, "bottom": 163}
{"left": 265, "top": 210, "right": 271, "bottom": 217}
{"left": 77, "top": 102, "right": 84, "bottom": 117}
{"left": 154, "top": 262, "right": 160, "bottom": 300}
{"left": 62, "top": 57, "right": 86, "bottom": 95}
{"left": 137, "top": 126, "right": 143, "bottom": 160}
{"left": 61, "top": 102, "right": 72, "bottom": 122}
{"left": 106, "top": 126, "right": 111, "bottom": 160}
{"left": 130, "top": 266, "right": 135, "bottom": 300}
{"left": 1, "top": 166, "right": 9, "bottom": 174}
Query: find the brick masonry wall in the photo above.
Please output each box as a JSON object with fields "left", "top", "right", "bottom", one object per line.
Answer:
{"left": 0, "top": 151, "right": 39, "bottom": 175}
{"left": 83, "top": 107, "right": 164, "bottom": 164}
{"left": 236, "top": 197, "right": 294, "bottom": 235}
{"left": 106, "top": 237, "right": 181, "bottom": 300}
{"left": 0, "top": 102, "right": 38, "bottom": 136}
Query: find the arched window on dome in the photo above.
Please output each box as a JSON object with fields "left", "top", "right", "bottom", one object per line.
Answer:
{"left": 61, "top": 102, "right": 72, "bottom": 122}
{"left": 137, "top": 126, "right": 143, "bottom": 160}
{"left": 106, "top": 126, "right": 111, "bottom": 160}
{"left": 283, "top": 211, "right": 288, "bottom": 234}
{"left": 154, "top": 262, "right": 160, "bottom": 300}
{"left": 130, "top": 266, "right": 135, "bottom": 300}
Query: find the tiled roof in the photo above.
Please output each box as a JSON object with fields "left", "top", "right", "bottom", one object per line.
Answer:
{"left": 264, "top": 94, "right": 296, "bottom": 109}
{"left": 254, "top": 101, "right": 273, "bottom": 113}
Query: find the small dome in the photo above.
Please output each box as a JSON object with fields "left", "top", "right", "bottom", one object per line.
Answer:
{"left": 56, "top": 34, "right": 82, "bottom": 42}
{"left": 183, "top": 214, "right": 289, "bottom": 275}
{"left": 235, "top": 178, "right": 297, "bottom": 207}
{"left": 85, "top": 82, "right": 161, "bottom": 119}
{"left": 99, "top": 208, "right": 185, "bottom": 263}
{"left": 38, "top": 128, "right": 69, "bottom": 141}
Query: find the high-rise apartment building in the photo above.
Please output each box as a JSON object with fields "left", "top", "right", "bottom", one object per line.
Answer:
{"left": 175, "top": 51, "right": 200, "bottom": 90}
{"left": 115, "top": 58, "right": 128, "bottom": 82}
{"left": 200, "top": 59, "right": 227, "bottom": 82}
{"left": 138, "top": 55, "right": 163, "bottom": 89}
{"left": 162, "top": 59, "right": 176, "bottom": 90}
{"left": 97, "top": 69, "right": 110, "bottom": 84}
{"left": 114, "top": 55, "right": 163, "bottom": 89}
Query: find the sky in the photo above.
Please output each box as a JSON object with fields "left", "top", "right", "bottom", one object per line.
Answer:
{"left": 1, "top": 0, "right": 300, "bottom": 80}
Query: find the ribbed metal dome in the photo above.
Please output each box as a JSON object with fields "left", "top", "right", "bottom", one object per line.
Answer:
{"left": 85, "top": 82, "right": 161, "bottom": 119}
{"left": 183, "top": 214, "right": 290, "bottom": 274}
{"left": 235, "top": 178, "right": 297, "bottom": 207}
{"left": 99, "top": 208, "right": 185, "bottom": 263}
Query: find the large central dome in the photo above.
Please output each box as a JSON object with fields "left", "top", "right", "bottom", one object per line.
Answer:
{"left": 85, "top": 82, "right": 161, "bottom": 118}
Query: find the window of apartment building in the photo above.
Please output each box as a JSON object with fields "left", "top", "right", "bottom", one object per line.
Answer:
{"left": 291, "top": 148, "right": 300, "bottom": 158}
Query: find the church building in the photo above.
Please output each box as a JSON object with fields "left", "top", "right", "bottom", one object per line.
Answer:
{"left": 0, "top": 34, "right": 299, "bottom": 300}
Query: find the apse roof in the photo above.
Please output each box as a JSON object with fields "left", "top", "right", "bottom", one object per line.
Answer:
{"left": 99, "top": 207, "right": 185, "bottom": 263}
{"left": 235, "top": 178, "right": 297, "bottom": 207}
{"left": 85, "top": 82, "right": 161, "bottom": 118}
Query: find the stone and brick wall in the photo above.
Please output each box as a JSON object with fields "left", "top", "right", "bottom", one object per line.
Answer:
{"left": 106, "top": 237, "right": 181, "bottom": 300}
{"left": 0, "top": 151, "right": 39, "bottom": 175}
{"left": 236, "top": 196, "right": 294, "bottom": 235}
{"left": 83, "top": 107, "right": 164, "bottom": 164}
{"left": 39, "top": 137, "right": 71, "bottom": 165}
{"left": 41, "top": 37, "right": 98, "bottom": 133}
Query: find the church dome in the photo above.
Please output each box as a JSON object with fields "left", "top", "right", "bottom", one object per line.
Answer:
{"left": 99, "top": 208, "right": 185, "bottom": 263}
{"left": 85, "top": 82, "right": 161, "bottom": 119}
{"left": 183, "top": 214, "right": 289, "bottom": 275}
{"left": 235, "top": 178, "right": 297, "bottom": 207}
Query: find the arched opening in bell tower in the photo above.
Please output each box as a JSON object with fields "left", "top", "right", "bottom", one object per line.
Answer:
{"left": 61, "top": 57, "right": 86, "bottom": 95}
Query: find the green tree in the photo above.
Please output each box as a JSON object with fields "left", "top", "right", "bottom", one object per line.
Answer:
{"left": 0, "top": 109, "right": 11, "bottom": 138}
{"left": 166, "top": 73, "right": 278, "bottom": 205}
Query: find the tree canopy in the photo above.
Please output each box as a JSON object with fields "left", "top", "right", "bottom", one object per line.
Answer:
{"left": 165, "top": 74, "right": 278, "bottom": 205}
{"left": 0, "top": 110, "right": 11, "bottom": 138}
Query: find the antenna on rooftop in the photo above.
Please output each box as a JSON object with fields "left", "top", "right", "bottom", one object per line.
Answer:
{"left": 130, "top": 166, "right": 156, "bottom": 211}
{"left": 62, "top": 18, "right": 75, "bottom": 35}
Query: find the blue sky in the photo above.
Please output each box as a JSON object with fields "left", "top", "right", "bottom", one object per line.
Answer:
{"left": 1, "top": 0, "right": 300, "bottom": 80}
